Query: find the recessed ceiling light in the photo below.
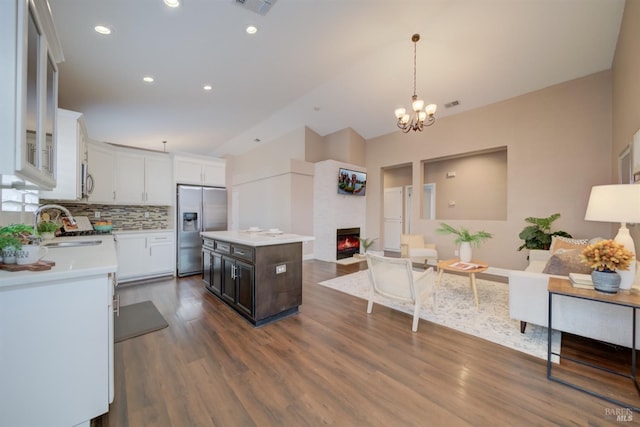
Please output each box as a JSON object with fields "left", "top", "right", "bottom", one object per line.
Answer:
{"left": 164, "top": 0, "right": 180, "bottom": 8}
{"left": 203, "top": 85, "right": 212, "bottom": 91}
{"left": 143, "top": 76, "right": 154, "bottom": 83}
{"left": 246, "top": 26, "right": 258, "bottom": 35}
{"left": 94, "top": 25, "right": 111, "bottom": 35}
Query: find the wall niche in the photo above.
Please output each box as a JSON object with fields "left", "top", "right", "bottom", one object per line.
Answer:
{"left": 422, "top": 147, "right": 507, "bottom": 221}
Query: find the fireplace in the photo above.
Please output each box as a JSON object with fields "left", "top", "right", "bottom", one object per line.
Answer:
{"left": 336, "top": 227, "right": 360, "bottom": 260}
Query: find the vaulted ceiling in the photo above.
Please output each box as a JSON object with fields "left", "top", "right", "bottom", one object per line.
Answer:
{"left": 49, "top": 0, "right": 625, "bottom": 157}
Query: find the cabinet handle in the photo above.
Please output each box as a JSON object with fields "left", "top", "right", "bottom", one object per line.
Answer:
{"left": 235, "top": 249, "right": 245, "bottom": 255}
{"left": 86, "top": 174, "right": 94, "bottom": 194}
{"left": 113, "top": 191, "right": 116, "bottom": 200}
{"left": 231, "top": 264, "right": 236, "bottom": 279}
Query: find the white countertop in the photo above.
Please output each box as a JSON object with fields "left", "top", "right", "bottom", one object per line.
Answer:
{"left": 0, "top": 235, "right": 117, "bottom": 291}
{"left": 201, "top": 230, "right": 314, "bottom": 247}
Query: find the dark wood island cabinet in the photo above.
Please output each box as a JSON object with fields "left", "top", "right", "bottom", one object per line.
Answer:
{"left": 202, "top": 231, "right": 313, "bottom": 326}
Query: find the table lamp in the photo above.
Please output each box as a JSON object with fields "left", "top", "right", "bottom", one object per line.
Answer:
{"left": 584, "top": 184, "right": 640, "bottom": 290}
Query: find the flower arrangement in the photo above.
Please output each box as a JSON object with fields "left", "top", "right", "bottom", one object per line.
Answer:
{"left": 580, "top": 239, "right": 634, "bottom": 272}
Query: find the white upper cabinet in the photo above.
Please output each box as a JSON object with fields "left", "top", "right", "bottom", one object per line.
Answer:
{"left": 114, "top": 151, "right": 145, "bottom": 204}
{"left": 174, "top": 155, "right": 226, "bottom": 187}
{"left": 0, "top": 0, "right": 64, "bottom": 190}
{"left": 87, "top": 141, "right": 173, "bottom": 205}
{"left": 40, "top": 108, "right": 86, "bottom": 200}
{"left": 145, "top": 155, "right": 173, "bottom": 205}
{"left": 115, "top": 150, "right": 173, "bottom": 205}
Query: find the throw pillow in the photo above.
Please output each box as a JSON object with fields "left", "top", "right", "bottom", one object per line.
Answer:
{"left": 542, "top": 249, "right": 592, "bottom": 275}
{"left": 549, "top": 235, "right": 589, "bottom": 254}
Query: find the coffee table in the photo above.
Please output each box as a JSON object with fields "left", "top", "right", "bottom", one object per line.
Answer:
{"left": 436, "top": 259, "right": 488, "bottom": 307}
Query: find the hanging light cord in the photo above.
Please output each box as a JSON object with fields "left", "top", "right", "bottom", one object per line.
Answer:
{"left": 412, "top": 38, "right": 417, "bottom": 98}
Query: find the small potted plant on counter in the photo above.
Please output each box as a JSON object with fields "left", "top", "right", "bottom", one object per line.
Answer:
{"left": 37, "top": 220, "right": 60, "bottom": 241}
{"left": 0, "top": 224, "right": 34, "bottom": 264}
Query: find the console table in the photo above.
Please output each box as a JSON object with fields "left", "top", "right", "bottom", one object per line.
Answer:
{"left": 547, "top": 277, "right": 640, "bottom": 411}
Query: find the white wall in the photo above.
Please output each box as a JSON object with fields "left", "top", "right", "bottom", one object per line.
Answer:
{"left": 313, "top": 160, "right": 367, "bottom": 262}
{"left": 366, "top": 71, "right": 613, "bottom": 270}
{"left": 229, "top": 128, "right": 315, "bottom": 258}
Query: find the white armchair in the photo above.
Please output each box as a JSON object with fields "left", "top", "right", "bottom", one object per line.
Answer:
{"left": 400, "top": 234, "right": 438, "bottom": 268}
{"left": 365, "top": 252, "right": 435, "bottom": 332}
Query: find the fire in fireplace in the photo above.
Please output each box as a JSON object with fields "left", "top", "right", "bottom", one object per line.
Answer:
{"left": 336, "top": 227, "right": 360, "bottom": 260}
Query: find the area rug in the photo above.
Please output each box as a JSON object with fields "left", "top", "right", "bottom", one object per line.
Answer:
{"left": 114, "top": 301, "right": 169, "bottom": 343}
{"left": 318, "top": 270, "right": 560, "bottom": 362}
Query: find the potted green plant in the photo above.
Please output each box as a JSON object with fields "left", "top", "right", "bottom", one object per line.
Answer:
{"left": 517, "top": 213, "right": 572, "bottom": 251}
{"left": 435, "top": 223, "right": 493, "bottom": 262}
{"left": 358, "top": 237, "right": 377, "bottom": 255}
{"left": 0, "top": 224, "right": 34, "bottom": 264}
{"left": 37, "top": 221, "right": 59, "bottom": 240}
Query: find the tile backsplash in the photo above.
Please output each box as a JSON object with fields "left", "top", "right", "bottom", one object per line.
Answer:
{"left": 39, "top": 201, "right": 173, "bottom": 231}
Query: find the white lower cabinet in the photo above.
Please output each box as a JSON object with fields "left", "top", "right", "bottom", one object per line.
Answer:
{"left": 116, "top": 231, "right": 175, "bottom": 283}
{"left": 0, "top": 273, "right": 112, "bottom": 427}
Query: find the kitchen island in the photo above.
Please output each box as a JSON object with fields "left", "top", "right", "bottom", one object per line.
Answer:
{"left": 0, "top": 235, "right": 117, "bottom": 427}
{"left": 201, "top": 230, "right": 314, "bottom": 326}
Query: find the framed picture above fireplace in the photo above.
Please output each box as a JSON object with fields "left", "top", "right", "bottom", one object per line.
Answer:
{"left": 338, "top": 168, "right": 366, "bottom": 196}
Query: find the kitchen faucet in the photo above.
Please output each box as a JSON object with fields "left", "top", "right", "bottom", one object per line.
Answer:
{"left": 34, "top": 204, "right": 76, "bottom": 233}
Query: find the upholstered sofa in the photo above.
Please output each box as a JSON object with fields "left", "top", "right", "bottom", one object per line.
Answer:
{"left": 509, "top": 240, "right": 640, "bottom": 349}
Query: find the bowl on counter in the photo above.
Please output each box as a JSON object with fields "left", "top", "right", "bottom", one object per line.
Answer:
{"left": 93, "top": 224, "right": 113, "bottom": 232}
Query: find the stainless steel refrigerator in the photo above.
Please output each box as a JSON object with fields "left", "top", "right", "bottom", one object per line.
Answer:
{"left": 177, "top": 185, "right": 227, "bottom": 277}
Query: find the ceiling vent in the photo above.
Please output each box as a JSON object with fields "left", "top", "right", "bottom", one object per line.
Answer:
{"left": 233, "top": 0, "right": 277, "bottom": 16}
{"left": 444, "top": 100, "right": 460, "bottom": 108}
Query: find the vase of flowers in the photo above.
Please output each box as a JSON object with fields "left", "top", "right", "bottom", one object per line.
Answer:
{"left": 580, "top": 239, "right": 634, "bottom": 294}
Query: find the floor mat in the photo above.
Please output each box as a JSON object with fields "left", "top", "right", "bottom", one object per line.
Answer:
{"left": 114, "top": 301, "right": 168, "bottom": 343}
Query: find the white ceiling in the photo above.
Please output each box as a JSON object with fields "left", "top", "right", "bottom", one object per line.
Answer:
{"left": 49, "top": 0, "right": 625, "bottom": 157}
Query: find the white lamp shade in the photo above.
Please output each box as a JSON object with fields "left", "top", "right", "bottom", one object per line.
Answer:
{"left": 394, "top": 107, "right": 406, "bottom": 119}
{"left": 418, "top": 111, "right": 427, "bottom": 122}
{"left": 584, "top": 184, "right": 640, "bottom": 223}
{"left": 401, "top": 114, "right": 410, "bottom": 124}
{"left": 412, "top": 98, "right": 424, "bottom": 112}
{"left": 425, "top": 103, "right": 437, "bottom": 115}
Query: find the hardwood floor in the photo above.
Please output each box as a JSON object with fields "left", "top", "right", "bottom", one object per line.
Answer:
{"left": 93, "top": 260, "right": 639, "bottom": 426}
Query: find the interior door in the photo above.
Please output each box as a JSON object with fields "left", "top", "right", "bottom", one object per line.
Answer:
{"left": 383, "top": 187, "right": 403, "bottom": 251}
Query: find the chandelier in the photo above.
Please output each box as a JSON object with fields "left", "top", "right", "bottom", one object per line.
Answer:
{"left": 394, "top": 34, "right": 437, "bottom": 132}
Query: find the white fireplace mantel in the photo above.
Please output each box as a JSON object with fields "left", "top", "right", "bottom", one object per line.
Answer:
{"left": 313, "top": 160, "right": 367, "bottom": 262}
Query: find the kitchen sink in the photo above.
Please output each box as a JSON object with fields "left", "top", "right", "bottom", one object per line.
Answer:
{"left": 43, "top": 240, "right": 102, "bottom": 248}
